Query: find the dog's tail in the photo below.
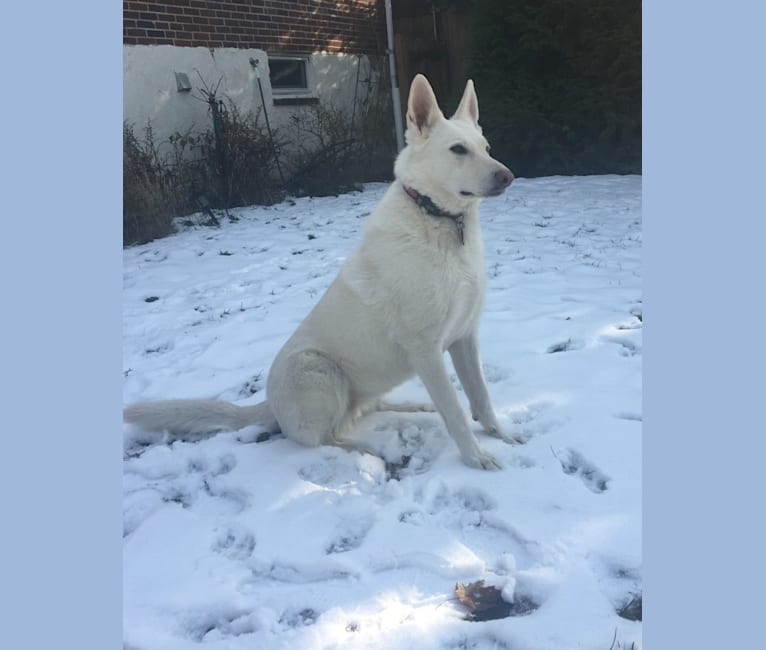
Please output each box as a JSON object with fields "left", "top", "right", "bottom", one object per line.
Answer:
{"left": 123, "top": 399, "right": 279, "bottom": 439}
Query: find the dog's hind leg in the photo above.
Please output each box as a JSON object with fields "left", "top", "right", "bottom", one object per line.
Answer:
{"left": 267, "top": 349, "right": 354, "bottom": 449}
{"left": 330, "top": 399, "right": 436, "bottom": 459}
{"left": 367, "top": 400, "right": 436, "bottom": 415}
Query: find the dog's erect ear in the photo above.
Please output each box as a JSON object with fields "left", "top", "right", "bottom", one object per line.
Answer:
{"left": 406, "top": 74, "right": 444, "bottom": 137}
{"left": 452, "top": 79, "right": 479, "bottom": 126}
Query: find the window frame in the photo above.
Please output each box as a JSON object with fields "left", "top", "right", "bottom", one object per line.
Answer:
{"left": 267, "top": 55, "right": 311, "bottom": 96}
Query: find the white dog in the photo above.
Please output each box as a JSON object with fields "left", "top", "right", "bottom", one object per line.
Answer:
{"left": 125, "top": 74, "right": 523, "bottom": 469}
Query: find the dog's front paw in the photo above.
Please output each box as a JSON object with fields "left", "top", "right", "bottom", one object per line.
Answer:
{"left": 462, "top": 446, "right": 503, "bottom": 471}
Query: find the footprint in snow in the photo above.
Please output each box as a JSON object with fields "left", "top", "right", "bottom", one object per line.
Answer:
{"left": 279, "top": 607, "right": 319, "bottom": 628}
{"left": 579, "top": 311, "right": 642, "bottom": 357}
{"left": 238, "top": 373, "right": 264, "bottom": 398}
{"left": 143, "top": 340, "right": 173, "bottom": 356}
{"left": 452, "top": 363, "right": 507, "bottom": 389}
{"left": 201, "top": 481, "right": 250, "bottom": 514}
{"left": 599, "top": 563, "right": 642, "bottom": 621}
{"left": 298, "top": 455, "right": 351, "bottom": 487}
{"left": 325, "top": 516, "right": 374, "bottom": 554}
{"left": 161, "top": 485, "right": 196, "bottom": 509}
{"left": 123, "top": 488, "right": 164, "bottom": 537}
{"left": 298, "top": 453, "right": 384, "bottom": 491}
{"left": 616, "top": 319, "right": 642, "bottom": 331}
{"left": 600, "top": 333, "right": 641, "bottom": 357}
{"left": 507, "top": 453, "right": 537, "bottom": 469}
{"left": 183, "top": 608, "right": 256, "bottom": 642}
{"left": 482, "top": 363, "right": 508, "bottom": 383}
{"left": 397, "top": 509, "right": 425, "bottom": 525}
{"left": 377, "top": 420, "right": 443, "bottom": 478}
{"left": 247, "top": 558, "right": 356, "bottom": 584}
{"left": 554, "top": 448, "right": 610, "bottom": 493}
{"left": 211, "top": 453, "right": 237, "bottom": 476}
{"left": 427, "top": 483, "right": 497, "bottom": 518}
{"left": 546, "top": 338, "right": 585, "bottom": 354}
{"left": 187, "top": 453, "right": 237, "bottom": 476}
{"left": 505, "top": 400, "right": 563, "bottom": 439}
{"left": 211, "top": 525, "right": 256, "bottom": 561}
{"left": 140, "top": 251, "right": 168, "bottom": 263}
{"left": 151, "top": 475, "right": 248, "bottom": 514}
{"left": 445, "top": 634, "right": 511, "bottom": 650}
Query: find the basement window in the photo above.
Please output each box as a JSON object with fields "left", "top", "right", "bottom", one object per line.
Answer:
{"left": 269, "top": 56, "right": 309, "bottom": 94}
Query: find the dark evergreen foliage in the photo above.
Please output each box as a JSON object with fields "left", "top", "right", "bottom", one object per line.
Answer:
{"left": 466, "top": 0, "right": 641, "bottom": 177}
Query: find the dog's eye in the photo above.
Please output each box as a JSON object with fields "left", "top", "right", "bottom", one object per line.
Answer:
{"left": 485, "top": 145, "right": 491, "bottom": 153}
{"left": 450, "top": 144, "right": 468, "bottom": 155}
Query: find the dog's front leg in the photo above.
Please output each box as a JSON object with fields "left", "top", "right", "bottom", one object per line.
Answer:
{"left": 408, "top": 347, "right": 502, "bottom": 470}
{"left": 449, "top": 334, "right": 525, "bottom": 445}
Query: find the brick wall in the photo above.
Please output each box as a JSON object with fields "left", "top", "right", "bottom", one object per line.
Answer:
{"left": 123, "top": 0, "right": 384, "bottom": 54}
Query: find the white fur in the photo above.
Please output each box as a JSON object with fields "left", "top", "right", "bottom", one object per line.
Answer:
{"left": 124, "top": 75, "right": 522, "bottom": 470}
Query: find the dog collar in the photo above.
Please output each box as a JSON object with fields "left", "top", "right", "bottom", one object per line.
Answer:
{"left": 403, "top": 184, "right": 465, "bottom": 245}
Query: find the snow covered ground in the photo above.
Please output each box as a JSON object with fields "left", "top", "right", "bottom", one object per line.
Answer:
{"left": 123, "top": 175, "right": 642, "bottom": 650}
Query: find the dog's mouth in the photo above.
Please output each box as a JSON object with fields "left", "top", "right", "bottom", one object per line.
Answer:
{"left": 461, "top": 188, "right": 507, "bottom": 198}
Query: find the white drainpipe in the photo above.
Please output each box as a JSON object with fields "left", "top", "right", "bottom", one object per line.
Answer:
{"left": 385, "top": 0, "right": 405, "bottom": 151}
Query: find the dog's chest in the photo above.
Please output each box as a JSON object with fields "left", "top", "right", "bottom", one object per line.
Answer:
{"left": 438, "top": 246, "right": 487, "bottom": 343}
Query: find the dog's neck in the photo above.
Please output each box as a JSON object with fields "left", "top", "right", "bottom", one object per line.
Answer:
{"left": 402, "top": 184, "right": 466, "bottom": 245}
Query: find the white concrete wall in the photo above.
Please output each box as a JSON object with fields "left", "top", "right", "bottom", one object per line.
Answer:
{"left": 123, "top": 44, "right": 376, "bottom": 149}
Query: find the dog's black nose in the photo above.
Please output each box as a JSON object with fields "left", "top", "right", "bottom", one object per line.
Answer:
{"left": 495, "top": 168, "right": 514, "bottom": 188}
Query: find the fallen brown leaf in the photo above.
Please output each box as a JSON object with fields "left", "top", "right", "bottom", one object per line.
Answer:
{"left": 455, "top": 579, "right": 512, "bottom": 621}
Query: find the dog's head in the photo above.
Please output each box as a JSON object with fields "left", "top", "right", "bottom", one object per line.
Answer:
{"left": 394, "top": 74, "right": 514, "bottom": 209}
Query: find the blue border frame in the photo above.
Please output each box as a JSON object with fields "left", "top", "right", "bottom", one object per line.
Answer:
{"left": 644, "top": 2, "right": 766, "bottom": 648}
{"left": 2, "top": 3, "right": 123, "bottom": 647}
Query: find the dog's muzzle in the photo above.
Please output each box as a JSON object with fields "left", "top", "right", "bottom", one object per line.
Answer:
{"left": 489, "top": 168, "right": 514, "bottom": 195}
